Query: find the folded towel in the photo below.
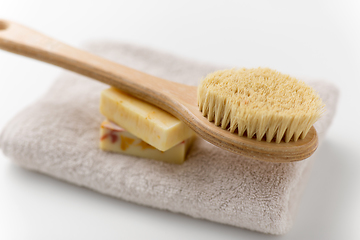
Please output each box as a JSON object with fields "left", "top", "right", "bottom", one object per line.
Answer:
{"left": 0, "top": 42, "right": 339, "bottom": 235}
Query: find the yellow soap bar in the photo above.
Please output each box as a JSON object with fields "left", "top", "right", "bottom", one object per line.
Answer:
{"left": 99, "top": 120, "right": 195, "bottom": 164}
{"left": 100, "top": 87, "right": 195, "bottom": 151}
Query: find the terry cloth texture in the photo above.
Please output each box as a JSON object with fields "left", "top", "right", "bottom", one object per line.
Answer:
{"left": 0, "top": 42, "right": 339, "bottom": 234}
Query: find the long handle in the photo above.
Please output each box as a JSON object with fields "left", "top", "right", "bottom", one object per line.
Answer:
{"left": 0, "top": 20, "right": 187, "bottom": 107}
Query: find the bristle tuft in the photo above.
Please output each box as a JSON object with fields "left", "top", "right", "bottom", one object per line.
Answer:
{"left": 197, "top": 68, "right": 325, "bottom": 143}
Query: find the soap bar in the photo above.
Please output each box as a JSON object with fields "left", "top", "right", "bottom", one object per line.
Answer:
{"left": 99, "top": 120, "right": 195, "bottom": 164}
{"left": 100, "top": 87, "right": 195, "bottom": 151}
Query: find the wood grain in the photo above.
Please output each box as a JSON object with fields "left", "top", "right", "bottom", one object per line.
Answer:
{"left": 0, "top": 19, "right": 318, "bottom": 163}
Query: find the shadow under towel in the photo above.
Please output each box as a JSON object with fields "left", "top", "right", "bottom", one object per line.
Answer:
{"left": 0, "top": 41, "right": 339, "bottom": 234}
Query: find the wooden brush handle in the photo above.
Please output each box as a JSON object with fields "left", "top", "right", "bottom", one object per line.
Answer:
{"left": 0, "top": 20, "right": 190, "bottom": 108}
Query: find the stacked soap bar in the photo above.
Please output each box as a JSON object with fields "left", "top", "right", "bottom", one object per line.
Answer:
{"left": 100, "top": 87, "right": 194, "bottom": 151}
{"left": 99, "top": 87, "right": 196, "bottom": 164}
{"left": 100, "top": 120, "right": 195, "bottom": 164}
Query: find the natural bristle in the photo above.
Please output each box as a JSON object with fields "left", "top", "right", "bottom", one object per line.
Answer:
{"left": 197, "top": 68, "right": 325, "bottom": 143}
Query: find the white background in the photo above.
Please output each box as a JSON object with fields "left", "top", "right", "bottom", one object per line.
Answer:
{"left": 1, "top": 1, "right": 359, "bottom": 239}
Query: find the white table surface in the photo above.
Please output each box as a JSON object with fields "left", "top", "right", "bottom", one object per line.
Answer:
{"left": 1, "top": 1, "right": 359, "bottom": 239}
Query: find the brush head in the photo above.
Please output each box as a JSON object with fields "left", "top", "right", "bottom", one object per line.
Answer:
{"left": 198, "top": 67, "right": 325, "bottom": 143}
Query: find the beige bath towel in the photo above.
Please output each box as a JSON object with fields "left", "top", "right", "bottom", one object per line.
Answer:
{"left": 0, "top": 42, "right": 339, "bottom": 234}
